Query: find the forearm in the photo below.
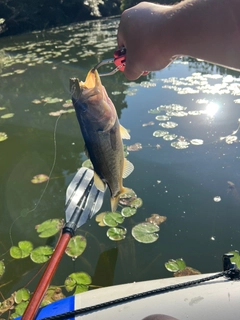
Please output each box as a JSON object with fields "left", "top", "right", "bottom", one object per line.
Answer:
{"left": 168, "top": 0, "right": 240, "bottom": 70}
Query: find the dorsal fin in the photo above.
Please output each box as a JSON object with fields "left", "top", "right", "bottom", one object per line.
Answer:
{"left": 122, "top": 158, "right": 134, "bottom": 178}
{"left": 94, "top": 172, "right": 106, "bottom": 192}
{"left": 120, "top": 124, "right": 130, "bottom": 140}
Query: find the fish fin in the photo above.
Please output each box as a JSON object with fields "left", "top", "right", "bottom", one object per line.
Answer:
{"left": 120, "top": 124, "right": 131, "bottom": 140}
{"left": 94, "top": 172, "right": 106, "bottom": 192}
{"left": 110, "top": 187, "right": 133, "bottom": 212}
{"left": 122, "top": 158, "right": 134, "bottom": 178}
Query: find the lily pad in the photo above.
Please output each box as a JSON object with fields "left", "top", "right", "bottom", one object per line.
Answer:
{"left": 95, "top": 212, "right": 107, "bottom": 226}
{"left": 0, "top": 260, "right": 5, "bottom": 277}
{"left": 153, "top": 130, "right": 169, "bottom": 138}
{"left": 159, "top": 121, "right": 178, "bottom": 129}
{"left": 121, "top": 207, "right": 137, "bottom": 217}
{"left": 163, "top": 134, "right": 178, "bottom": 141}
{"left": 30, "top": 246, "right": 53, "bottom": 263}
{"left": 12, "top": 301, "right": 28, "bottom": 317}
{"left": 165, "top": 258, "right": 186, "bottom": 272}
{"left": 15, "top": 288, "right": 30, "bottom": 304}
{"left": 1, "top": 113, "right": 14, "bottom": 119}
{"left": 103, "top": 212, "right": 124, "bottom": 227}
{"left": 43, "top": 97, "right": 63, "bottom": 104}
{"left": 35, "top": 219, "right": 63, "bottom": 238}
{"left": 31, "top": 174, "right": 49, "bottom": 184}
{"left": 132, "top": 222, "right": 159, "bottom": 243}
{"left": 107, "top": 227, "right": 127, "bottom": 241}
{"left": 41, "top": 286, "right": 65, "bottom": 307}
{"left": 129, "top": 197, "right": 143, "bottom": 209}
{"left": 65, "top": 235, "right": 87, "bottom": 258}
{"left": 190, "top": 139, "right": 204, "bottom": 145}
{"left": 0, "top": 132, "right": 8, "bottom": 142}
{"left": 155, "top": 115, "right": 170, "bottom": 121}
{"left": 145, "top": 214, "right": 167, "bottom": 226}
{"left": 64, "top": 272, "right": 92, "bottom": 294}
{"left": 10, "top": 241, "right": 33, "bottom": 259}
{"left": 171, "top": 141, "right": 190, "bottom": 149}
{"left": 229, "top": 250, "right": 240, "bottom": 268}
{"left": 127, "top": 143, "right": 142, "bottom": 151}
{"left": 174, "top": 267, "right": 201, "bottom": 277}
{"left": 82, "top": 159, "right": 93, "bottom": 169}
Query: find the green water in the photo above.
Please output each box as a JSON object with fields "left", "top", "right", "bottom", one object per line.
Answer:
{"left": 1, "top": 17, "right": 240, "bottom": 304}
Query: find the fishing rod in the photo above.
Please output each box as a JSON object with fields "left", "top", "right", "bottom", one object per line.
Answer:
{"left": 21, "top": 167, "right": 106, "bottom": 320}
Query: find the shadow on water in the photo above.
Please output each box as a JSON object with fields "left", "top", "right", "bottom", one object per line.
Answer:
{"left": 0, "top": 17, "right": 240, "bottom": 308}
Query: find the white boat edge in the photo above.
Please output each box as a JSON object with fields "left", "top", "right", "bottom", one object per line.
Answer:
{"left": 18, "top": 271, "right": 240, "bottom": 320}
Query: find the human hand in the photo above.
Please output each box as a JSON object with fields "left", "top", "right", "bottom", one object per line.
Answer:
{"left": 117, "top": 2, "right": 175, "bottom": 80}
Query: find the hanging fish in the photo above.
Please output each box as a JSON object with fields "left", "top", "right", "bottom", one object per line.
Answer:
{"left": 70, "top": 69, "right": 134, "bottom": 212}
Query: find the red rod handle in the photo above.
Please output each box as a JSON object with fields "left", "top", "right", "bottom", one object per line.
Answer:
{"left": 22, "top": 232, "right": 71, "bottom": 320}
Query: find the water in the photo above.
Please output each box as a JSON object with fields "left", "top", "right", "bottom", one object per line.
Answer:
{"left": 1, "top": 17, "right": 240, "bottom": 306}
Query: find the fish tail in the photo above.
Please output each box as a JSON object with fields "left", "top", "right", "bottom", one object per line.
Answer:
{"left": 110, "top": 187, "right": 133, "bottom": 212}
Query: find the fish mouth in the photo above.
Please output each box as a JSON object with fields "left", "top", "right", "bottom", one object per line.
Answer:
{"left": 81, "top": 68, "right": 102, "bottom": 89}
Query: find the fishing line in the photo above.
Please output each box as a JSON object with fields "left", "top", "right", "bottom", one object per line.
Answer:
{"left": 7, "top": 114, "right": 62, "bottom": 250}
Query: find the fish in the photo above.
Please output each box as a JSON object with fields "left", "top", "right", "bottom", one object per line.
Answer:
{"left": 70, "top": 69, "right": 134, "bottom": 212}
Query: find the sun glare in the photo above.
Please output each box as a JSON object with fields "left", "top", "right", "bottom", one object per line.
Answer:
{"left": 205, "top": 102, "right": 219, "bottom": 117}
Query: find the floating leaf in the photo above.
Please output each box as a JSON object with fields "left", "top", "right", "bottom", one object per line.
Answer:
{"left": 43, "top": 97, "right": 63, "bottom": 104}
{"left": 1, "top": 113, "right": 14, "bottom": 119}
{"left": 127, "top": 143, "right": 142, "bottom": 151}
{"left": 41, "top": 286, "right": 65, "bottom": 307}
{"left": 159, "top": 121, "right": 178, "bottom": 129}
{"left": 65, "top": 235, "right": 87, "bottom": 258}
{"left": 30, "top": 246, "right": 53, "bottom": 263}
{"left": 229, "top": 250, "right": 240, "bottom": 268}
{"left": 163, "top": 134, "right": 178, "bottom": 141}
{"left": 107, "top": 227, "right": 127, "bottom": 241}
{"left": 171, "top": 140, "right": 190, "bottom": 149}
{"left": 165, "top": 258, "right": 186, "bottom": 272}
{"left": 142, "top": 121, "right": 154, "bottom": 127}
{"left": 82, "top": 159, "right": 93, "bottom": 169}
{"left": 15, "top": 288, "right": 30, "bottom": 304}
{"left": 225, "top": 135, "right": 238, "bottom": 144}
{"left": 14, "top": 69, "right": 26, "bottom": 74}
{"left": 31, "top": 99, "right": 42, "bottom": 104}
{"left": 132, "top": 222, "right": 159, "bottom": 243}
{"left": 64, "top": 272, "right": 91, "bottom": 294}
{"left": 153, "top": 130, "right": 169, "bottom": 138}
{"left": 174, "top": 267, "right": 201, "bottom": 277}
{"left": 190, "top": 139, "right": 204, "bottom": 145}
{"left": 0, "top": 260, "right": 5, "bottom": 277}
{"left": 155, "top": 115, "right": 170, "bottom": 121}
{"left": 103, "top": 212, "right": 124, "bottom": 227}
{"left": 95, "top": 212, "right": 107, "bottom": 226}
{"left": 145, "top": 214, "right": 167, "bottom": 226}
{"left": 0, "top": 107, "right": 6, "bottom": 110}
{"left": 12, "top": 301, "right": 28, "bottom": 317}
{"left": 148, "top": 108, "right": 161, "bottom": 114}
{"left": 31, "top": 174, "right": 49, "bottom": 184}
{"left": 35, "top": 219, "right": 63, "bottom": 238}
{"left": 121, "top": 207, "right": 137, "bottom": 217}
{"left": 129, "top": 197, "right": 143, "bottom": 208}
{"left": 10, "top": 241, "right": 33, "bottom": 259}
{"left": 0, "top": 132, "right": 8, "bottom": 142}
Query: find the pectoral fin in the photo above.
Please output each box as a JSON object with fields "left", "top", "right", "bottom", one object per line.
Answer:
{"left": 94, "top": 172, "right": 106, "bottom": 192}
{"left": 122, "top": 158, "right": 134, "bottom": 178}
{"left": 120, "top": 124, "right": 130, "bottom": 140}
